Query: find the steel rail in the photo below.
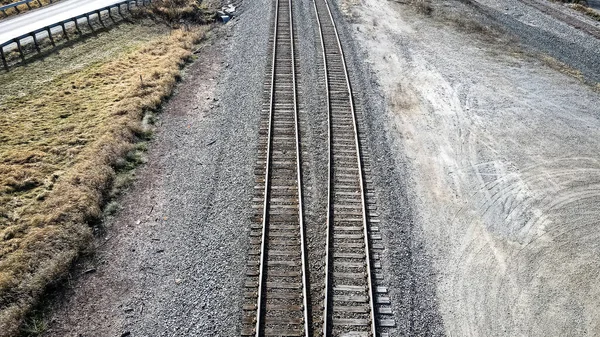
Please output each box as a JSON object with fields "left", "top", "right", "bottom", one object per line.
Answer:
{"left": 253, "top": 0, "right": 279, "bottom": 332}
{"left": 314, "top": 0, "right": 377, "bottom": 335}
{"left": 289, "top": 0, "right": 312, "bottom": 332}
{"left": 312, "top": 0, "right": 332, "bottom": 335}
{"left": 253, "top": 0, "right": 309, "bottom": 335}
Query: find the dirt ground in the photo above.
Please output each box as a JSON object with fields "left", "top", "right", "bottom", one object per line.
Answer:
{"left": 342, "top": 0, "right": 600, "bottom": 336}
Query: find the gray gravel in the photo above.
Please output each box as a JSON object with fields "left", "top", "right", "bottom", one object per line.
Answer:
{"left": 464, "top": 0, "right": 600, "bottom": 83}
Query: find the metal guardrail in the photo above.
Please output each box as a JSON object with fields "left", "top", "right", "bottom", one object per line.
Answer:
{"left": 0, "top": 0, "right": 55, "bottom": 17}
{"left": 0, "top": 0, "right": 152, "bottom": 71}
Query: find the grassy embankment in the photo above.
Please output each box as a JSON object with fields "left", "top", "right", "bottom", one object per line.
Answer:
{"left": 0, "top": 0, "right": 54, "bottom": 18}
{"left": 0, "top": 0, "right": 213, "bottom": 335}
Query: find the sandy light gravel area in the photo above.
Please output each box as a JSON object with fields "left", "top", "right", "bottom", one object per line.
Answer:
{"left": 336, "top": 0, "right": 600, "bottom": 336}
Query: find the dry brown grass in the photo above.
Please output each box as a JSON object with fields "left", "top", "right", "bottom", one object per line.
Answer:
{"left": 140, "top": 0, "right": 213, "bottom": 25}
{"left": 0, "top": 18, "right": 209, "bottom": 336}
{"left": 540, "top": 54, "right": 585, "bottom": 80}
{"left": 0, "top": 0, "right": 54, "bottom": 18}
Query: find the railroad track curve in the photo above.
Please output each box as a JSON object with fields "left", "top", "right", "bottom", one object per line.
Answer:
{"left": 314, "top": 0, "right": 377, "bottom": 336}
{"left": 242, "top": 0, "right": 310, "bottom": 335}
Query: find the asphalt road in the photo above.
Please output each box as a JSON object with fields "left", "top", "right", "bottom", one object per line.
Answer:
{"left": 0, "top": 0, "right": 126, "bottom": 45}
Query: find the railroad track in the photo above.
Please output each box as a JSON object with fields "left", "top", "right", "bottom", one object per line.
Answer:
{"left": 243, "top": 0, "right": 395, "bottom": 336}
{"left": 313, "top": 0, "right": 377, "bottom": 336}
{"left": 242, "top": 0, "right": 310, "bottom": 335}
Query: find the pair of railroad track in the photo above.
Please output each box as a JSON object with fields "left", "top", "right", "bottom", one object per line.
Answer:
{"left": 243, "top": 0, "right": 394, "bottom": 336}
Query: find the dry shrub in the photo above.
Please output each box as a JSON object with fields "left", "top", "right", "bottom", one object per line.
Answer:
{"left": 0, "top": 26, "right": 208, "bottom": 336}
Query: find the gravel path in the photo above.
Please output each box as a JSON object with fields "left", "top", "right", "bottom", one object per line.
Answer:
{"left": 42, "top": 0, "right": 273, "bottom": 335}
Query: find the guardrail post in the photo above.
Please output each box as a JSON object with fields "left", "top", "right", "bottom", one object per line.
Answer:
{"left": 15, "top": 39, "right": 25, "bottom": 61}
{"left": 31, "top": 32, "right": 40, "bottom": 53}
{"left": 0, "top": 47, "right": 8, "bottom": 72}
{"left": 86, "top": 14, "right": 94, "bottom": 31}
{"left": 36, "top": 0, "right": 42, "bottom": 6}
{"left": 96, "top": 10, "right": 105, "bottom": 27}
{"left": 74, "top": 18, "right": 82, "bottom": 34}
{"left": 46, "top": 27, "right": 55, "bottom": 46}
{"left": 25, "top": 2, "right": 31, "bottom": 10}
{"left": 117, "top": 4, "right": 123, "bottom": 17}
{"left": 60, "top": 22, "right": 69, "bottom": 40}
{"left": 108, "top": 7, "right": 115, "bottom": 23}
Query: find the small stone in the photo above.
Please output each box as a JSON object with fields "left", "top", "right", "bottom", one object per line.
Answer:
{"left": 123, "top": 307, "right": 134, "bottom": 313}
{"left": 175, "top": 278, "right": 182, "bottom": 284}
{"left": 121, "top": 332, "right": 131, "bottom": 337}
